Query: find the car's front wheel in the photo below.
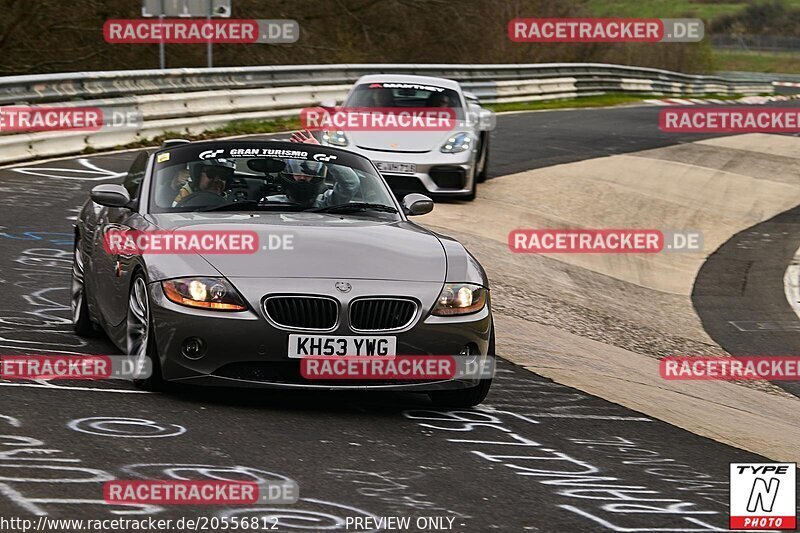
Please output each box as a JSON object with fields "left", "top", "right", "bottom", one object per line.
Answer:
{"left": 428, "top": 326, "right": 495, "bottom": 408}
{"left": 128, "top": 273, "right": 166, "bottom": 391}
{"left": 71, "top": 237, "right": 97, "bottom": 336}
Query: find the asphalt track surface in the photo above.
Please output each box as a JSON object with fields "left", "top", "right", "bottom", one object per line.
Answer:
{"left": 0, "top": 105, "right": 794, "bottom": 532}
{"left": 694, "top": 205, "right": 800, "bottom": 399}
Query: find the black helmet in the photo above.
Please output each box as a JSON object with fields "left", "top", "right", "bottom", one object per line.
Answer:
{"left": 279, "top": 160, "right": 326, "bottom": 204}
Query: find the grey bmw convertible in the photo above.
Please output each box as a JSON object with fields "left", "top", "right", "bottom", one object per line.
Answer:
{"left": 72, "top": 139, "right": 494, "bottom": 406}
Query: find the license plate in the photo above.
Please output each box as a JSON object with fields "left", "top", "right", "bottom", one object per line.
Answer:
{"left": 288, "top": 335, "right": 397, "bottom": 358}
{"left": 376, "top": 162, "right": 416, "bottom": 174}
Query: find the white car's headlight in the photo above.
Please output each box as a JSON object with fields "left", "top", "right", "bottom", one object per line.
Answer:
{"left": 440, "top": 132, "right": 472, "bottom": 154}
{"left": 322, "top": 130, "right": 348, "bottom": 147}
{"left": 162, "top": 277, "right": 247, "bottom": 311}
{"left": 432, "top": 283, "right": 487, "bottom": 316}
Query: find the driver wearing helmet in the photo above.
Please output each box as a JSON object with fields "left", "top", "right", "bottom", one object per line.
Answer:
{"left": 269, "top": 158, "right": 360, "bottom": 208}
{"left": 173, "top": 158, "right": 235, "bottom": 206}
{"left": 267, "top": 129, "right": 360, "bottom": 208}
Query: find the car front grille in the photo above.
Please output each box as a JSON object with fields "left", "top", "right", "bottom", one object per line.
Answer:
{"left": 263, "top": 296, "right": 338, "bottom": 330}
{"left": 349, "top": 298, "right": 417, "bottom": 331}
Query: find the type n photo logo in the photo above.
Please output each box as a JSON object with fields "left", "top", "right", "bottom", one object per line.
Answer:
{"left": 730, "top": 463, "right": 797, "bottom": 530}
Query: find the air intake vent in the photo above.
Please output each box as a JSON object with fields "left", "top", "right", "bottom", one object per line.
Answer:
{"left": 263, "top": 296, "right": 338, "bottom": 330}
{"left": 350, "top": 298, "right": 417, "bottom": 331}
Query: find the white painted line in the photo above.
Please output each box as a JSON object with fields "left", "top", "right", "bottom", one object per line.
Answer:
{"left": 728, "top": 320, "right": 800, "bottom": 332}
{"left": 512, "top": 413, "right": 653, "bottom": 421}
{"left": 0, "top": 381, "right": 151, "bottom": 394}
{"left": 0, "top": 345, "right": 100, "bottom": 356}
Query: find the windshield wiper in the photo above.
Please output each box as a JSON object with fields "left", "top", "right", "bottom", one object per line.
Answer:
{"left": 309, "top": 202, "right": 399, "bottom": 214}
{"left": 198, "top": 200, "right": 303, "bottom": 213}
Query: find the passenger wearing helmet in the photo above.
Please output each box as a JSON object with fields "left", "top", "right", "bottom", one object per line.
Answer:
{"left": 173, "top": 158, "right": 236, "bottom": 206}
{"left": 268, "top": 159, "right": 360, "bottom": 208}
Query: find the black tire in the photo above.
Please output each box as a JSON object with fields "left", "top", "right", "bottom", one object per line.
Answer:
{"left": 128, "top": 273, "right": 167, "bottom": 391}
{"left": 71, "top": 237, "right": 98, "bottom": 337}
{"left": 475, "top": 133, "right": 490, "bottom": 184}
{"left": 428, "top": 325, "right": 495, "bottom": 408}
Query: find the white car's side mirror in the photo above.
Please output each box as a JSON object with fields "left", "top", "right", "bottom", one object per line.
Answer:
{"left": 402, "top": 194, "right": 434, "bottom": 216}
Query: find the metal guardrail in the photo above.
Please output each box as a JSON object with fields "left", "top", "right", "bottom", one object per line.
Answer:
{"left": 0, "top": 62, "right": 781, "bottom": 165}
{"left": 718, "top": 71, "right": 800, "bottom": 82}
{"left": 0, "top": 62, "right": 779, "bottom": 105}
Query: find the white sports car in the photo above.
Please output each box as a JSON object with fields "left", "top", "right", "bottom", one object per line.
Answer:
{"left": 317, "top": 74, "right": 493, "bottom": 201}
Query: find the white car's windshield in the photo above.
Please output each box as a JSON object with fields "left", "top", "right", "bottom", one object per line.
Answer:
{"left": 346, "top": 82, "right": 465, "bottom": 119}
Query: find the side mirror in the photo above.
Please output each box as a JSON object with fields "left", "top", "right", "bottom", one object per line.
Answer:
{"left": 463, "top": 91, "right": 479, "bottom": 103}
{"left": 91, "top": 184, "right": 131, "bottom": 208}
{"left": 402, "top": 193, "right": 434, "bottom": 216}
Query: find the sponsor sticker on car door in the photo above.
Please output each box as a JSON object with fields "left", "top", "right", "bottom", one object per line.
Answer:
{"left": 288, "top": 335, "right": 396, "bottom": 358}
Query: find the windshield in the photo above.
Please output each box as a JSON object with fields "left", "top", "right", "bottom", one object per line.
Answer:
{"left": 149, "top": 149, "right": 398, "bottom": 217}
{"left": 345, "top": 82, "right": 465, "bottom": 119}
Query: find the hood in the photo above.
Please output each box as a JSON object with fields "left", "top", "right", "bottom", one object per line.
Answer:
{"left": 148, "top": 213, "right": 447, "bottom": 282}
{"left": 349, "top": 125, "right": 467, "bottom": 153}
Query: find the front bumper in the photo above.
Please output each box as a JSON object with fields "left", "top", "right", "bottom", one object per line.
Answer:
{"left": 148, "top": 278, "right": 492, "bottom": 390}
{"left": 340, "top": 146, "right": 477, "bottom": 197}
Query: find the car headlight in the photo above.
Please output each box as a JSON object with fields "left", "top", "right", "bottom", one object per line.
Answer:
{"left": 432, "top": 283, "right": 487, "bottom": 316}
{"left": 162, "top": 277, "right": 247, "bottom": 311}
{"left": 322, "top": 130, "right": 348, "bottom": 147}
{"left": 440, "top": 132, "right": 472, "bottom": 154}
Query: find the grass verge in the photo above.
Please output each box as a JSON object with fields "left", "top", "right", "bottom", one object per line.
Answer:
{"left": 713, "top": 50, "right": 800, "bottom": 75}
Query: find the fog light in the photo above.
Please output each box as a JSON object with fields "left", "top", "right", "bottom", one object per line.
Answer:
{"left": 181, "top": 337, "right": 206, "bottom": 359}
{"left": 460, "top": 343, "right": 479, "bottom": 365}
